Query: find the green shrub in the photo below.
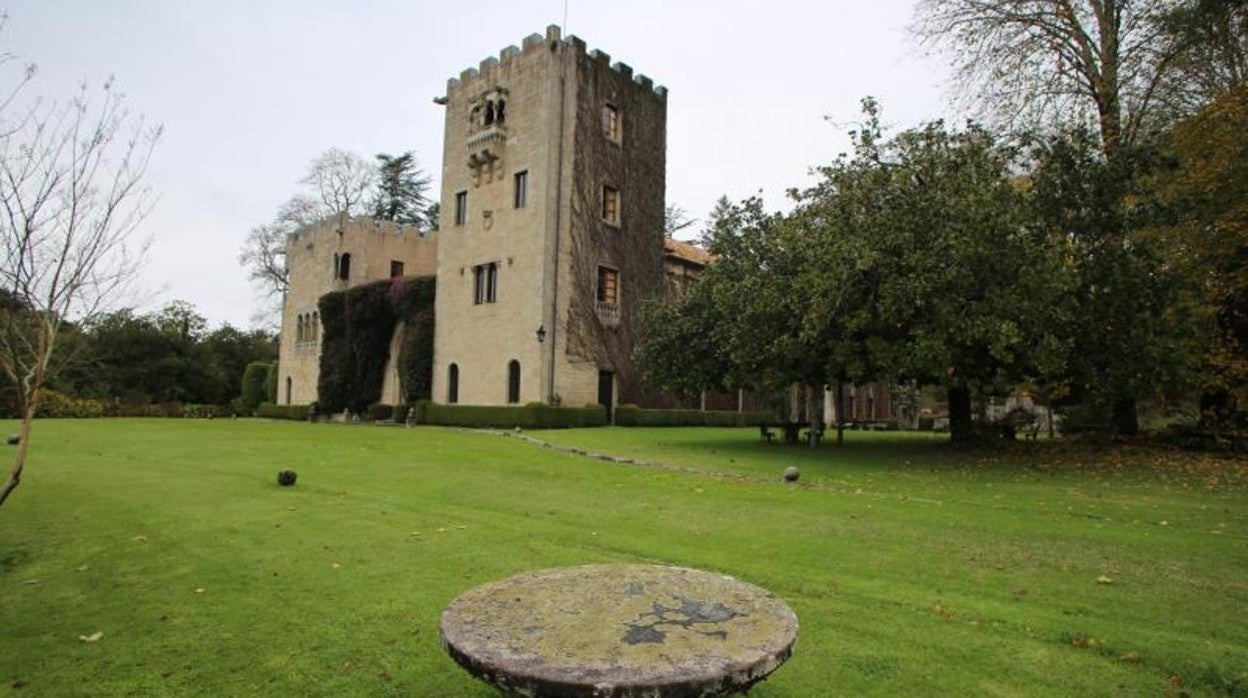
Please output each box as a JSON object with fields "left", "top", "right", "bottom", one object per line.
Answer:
{"left": 36, "top": 390, "right": 105, "bottom": 418}
{"left": 419, "top": 403, "right": 606, "bottom": 429}
{"left": 394, "top": 404, "right": 412, "bottom": 424}
{"left": 241, "top": 362, "right": 272, "bottom": 413}
{"left": 614, "top": 406, "right": 773, "bottom": 427}
{"left": 257, "top": 403, "right": 311, "bottom": 420}
{"left": 264, "top": 363, "right": 279, "bottom": 403}
{"left": 367, "top": 403, "right": 395, "bottom": 421}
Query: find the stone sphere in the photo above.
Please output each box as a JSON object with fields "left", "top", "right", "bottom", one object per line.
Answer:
{"left": 277, "top": 470, "right": 298, "bottom": 487}
{"left": 783, "top": 466, "right": 799, "bottom": 483}
{"left": 6, "top": 434, "right": 19, "bottom": 446}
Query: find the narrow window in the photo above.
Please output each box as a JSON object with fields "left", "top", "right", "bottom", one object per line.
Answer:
{"left": 597, "top": 266, "right": 619, "bottom": 305}
{"left": 390, "top": 260, "right": 405, "bottom": 278}
{"left": 495, "top": 99, "right": 506, "bottom": 125}
{"left": 514, "top": 171, "right": 528, "bottom": 209}
{"left": 473, "top": 265, "right": 484, "bottom": 305}
{"left": 311, "top": 312, "right": 319, "bottom": 341}
{"left": 601, "top": 186, "right": 619, "bottom": 225}
{"left": 484, "top": 101, "right": 495, "bottom": 126}
{"left": 448, "top": 363, "right": 459, "bottom": 404}
{"left": 602, "top": 104, "right": 621, "bottom": 143}
{"left": 285, "top": 376, "right": 292, "bottom": 405}
{"left": 486, "top": 263, "right": 498, "bottom": 303}
{"left": 296, "top": 315, "right": 304, "bottom": 342}
{"left": 507, "top": 360, "right": 520, "bottom": 404}
{"left": 473, "top": 263, "right": 498, "bottom": 305}
{"left": 332, "top": 253, "right": 340, "bottom": 280}
{"left": 338, "top": 253, "right": 351, "bottom": 281}
{"left": 454, "top": 191, "right": 467, "bottom": 226}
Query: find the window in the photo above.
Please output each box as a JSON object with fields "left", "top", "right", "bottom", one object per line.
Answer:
{"left": 338, "top": 253, "right": 351, "bottom": 281}
{"left": 296, "top": 315, "right": 304, "bottom": 342}
{"left": 447, "top": 363, "right": 459, "bottom": 404}
{"left": 507, "top": 360, "right": 521, "bottom": 404}
{"left": 602, "top": 104, "right": 621, "bottom": 143}
{"left": 390, "top": 260, "right": 405, "bottom": 278}
{"left": 311, "top": 312, "right": 318, "bottom": 342}
{"left": 285, "top": 377, "right": 292, "bottom": 405}
{"left": 597, "top": 266, "right": 619, "bottom": 305}
{"left": 473, "top": 263, "right": 498, "bottom": 304}
{"left": 454, "top": 191, "right": 467, "bottom": 226}
{"left": 514, "top": 170, "right": 528, "bottom": 209}
{"left": 602, "top": 186, "right": 619, "bottom": 225}
{"left": 332, "top": 253, "right": 340, "bottom": 280}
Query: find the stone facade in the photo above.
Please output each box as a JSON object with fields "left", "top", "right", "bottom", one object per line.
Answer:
{"left": 276, "top": 217, "right": 437, "bottom": 406}
{"left": 432, "top": 26, "right": 668, "bottom": 413}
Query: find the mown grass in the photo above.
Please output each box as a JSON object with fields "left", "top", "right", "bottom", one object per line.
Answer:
{"left": 1, "top": 420, "right": 1245, "bottom": 696}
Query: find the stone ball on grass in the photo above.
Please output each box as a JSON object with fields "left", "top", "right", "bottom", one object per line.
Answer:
{"left": 783, "top": 466, "right": 799, "bottom": 483}
{"left": 277, "top": 470, "right": 298, "bottom": 487}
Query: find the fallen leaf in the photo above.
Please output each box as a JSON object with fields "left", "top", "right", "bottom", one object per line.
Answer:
{"left": 76, "top": 564, "right": 89, "bottom": 572}
{"left": 132, "top": 535, "right": 147, "bottom": 542}
{"left": 194, "top": 588, "right": 205, "bottom": 594}
{"left": 1096, "top": 575, "right": 1114, "bottom": 584}
{"left": 332, "top": 563, "right": 341, "bottom": 569}
{"left": 79, "top": 632, "right": 103, "bottom": 643}
{"left": 22, "top": 578, "right": 42, "bottom": 585}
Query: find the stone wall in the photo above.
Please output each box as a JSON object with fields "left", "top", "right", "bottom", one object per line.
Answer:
{"left": 277, "top": 217, "right": 437, "bottom": 405}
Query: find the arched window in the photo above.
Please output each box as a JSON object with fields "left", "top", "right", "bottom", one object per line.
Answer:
{"left": 333, "top": 253, "right": 340, "bottom": 279}
{"left": 448, "top": 363, "right": 459, "bottom": 404}
{"left": 484, "top": 101, "right": 495, "bottom": 126}
{"left": 285, "top": 376, "right": 292, "bottom": 405}
{"left": 296, "top": 315, "right": 305, "bottom": 342}
{"left": 495, "top": 99, "right": 506, "bottom": 125}
{"left": 338, "top": 253, "right": 351, "bottom": 281}
{"left": 507, "top": 360, "right": 520, "bottom": 404}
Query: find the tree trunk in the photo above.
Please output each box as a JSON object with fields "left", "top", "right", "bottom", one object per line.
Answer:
{"left": 804, "top": 384, "right": 818, "bottom": 448}
{"left": 948, "top": 385, "right": 974, "bottom": 444}
{"left": 0, "top": 404, "right": 36, "bottom": 507}
{"left": 1111, "top": 397, "right": 1139, "bottom": 436}
{"left": 835, "top": 383, "right": 845, "bottom": 446}
{"left": 1047, "top": 404, "right": 1055, "bottom": 440}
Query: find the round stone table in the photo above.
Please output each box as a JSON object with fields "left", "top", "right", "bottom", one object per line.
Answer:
{"left": 439, "top": 564, "right": 798, "bottom": 697}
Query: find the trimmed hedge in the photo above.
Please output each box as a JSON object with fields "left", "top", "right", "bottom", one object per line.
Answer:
{"left": 614, "top": 405, "right": 774, "bottom": 427}
{"left": 408, "top": 401, "right": 606, "bottom": 429}
{"left": 367, "top": 403, "right": 395, "bottom": 422}
{"left": 257, "top": 403, "right": 311, "bottom": 420}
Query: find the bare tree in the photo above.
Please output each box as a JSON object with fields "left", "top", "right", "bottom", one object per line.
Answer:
{"left": 0, "top": 78, "right": 160, "bottom": 506}
{"left": 300, "top": 147, "right": 376, "bottom": 219}
{"left": 238, "top": 222, "right": 289, "bottom": 297}
{"left": 912, "top": 0, "right": 1179, "bottom": 157}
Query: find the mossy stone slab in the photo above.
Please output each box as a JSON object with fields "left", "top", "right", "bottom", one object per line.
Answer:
{"left": 440, "top": 564, "right": 798, "bottom": 697}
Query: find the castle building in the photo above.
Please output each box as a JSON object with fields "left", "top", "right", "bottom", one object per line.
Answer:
{"left": 277, "top": 26, "right": 671, "bottom": 418}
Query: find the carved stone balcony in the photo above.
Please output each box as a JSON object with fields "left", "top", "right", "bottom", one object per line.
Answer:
{"left": 467, "top": 126, "right": 507, "bottom": 185}
{"left": 595, "top": 300, "right": 620, "bottom": 326}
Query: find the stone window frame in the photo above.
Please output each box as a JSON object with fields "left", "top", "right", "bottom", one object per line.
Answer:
{"left": 454, "top": 190, "right": 468, "bottom": 226}
{"left": 473, "top": 262, "right": 499, "bottom": 305}
{"left": 602, "top": 103, "right": 621, "bottom": 144}
{"left": 390, "top": 260, "right": 405, "bottom": 278}
{"left": 447, "top": 363, "right": 459, "bottom": 404}
{"left": 513, "top": 170, "right": 528, "bottom": 209}
{"left": 596, "top": 265, "right": 620, "bottom": 306}
{"left": 601, "top": 185, "right": 620, "bottom": 227}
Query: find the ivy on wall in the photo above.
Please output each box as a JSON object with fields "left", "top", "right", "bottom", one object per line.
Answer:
{"left": 316, "top": 276, "right": 436, "bottom": 413}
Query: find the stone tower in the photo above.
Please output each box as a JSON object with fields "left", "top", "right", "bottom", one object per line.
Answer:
{"left": 432, "top": 26, "right": 668, "bottom": 415}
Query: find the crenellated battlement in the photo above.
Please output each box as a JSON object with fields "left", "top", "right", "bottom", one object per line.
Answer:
{"left": 444, "top": 25, "right": 667, "bottom": 100}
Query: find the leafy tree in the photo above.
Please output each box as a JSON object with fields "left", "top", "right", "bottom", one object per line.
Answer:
{"left": 1146, "top": 84, "right": 1248, "bottom": 424}
{"left": 1028, "top": 129, "right": 1196, "bottom": 433}
{"left": 372, "top": 151, "right": 432, "bottom": 227}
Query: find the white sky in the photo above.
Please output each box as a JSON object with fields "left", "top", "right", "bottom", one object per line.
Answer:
{"left": 6, "top": 0, "right": 952, "bottom": 328}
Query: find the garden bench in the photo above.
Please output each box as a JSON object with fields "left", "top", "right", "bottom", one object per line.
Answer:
{"left": 440, "top": 564, "right": 798, "bottom": 697}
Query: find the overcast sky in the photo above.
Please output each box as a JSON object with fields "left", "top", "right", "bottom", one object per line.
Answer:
{"left": 6, "top": 0, "right": 952, "bottom": 329}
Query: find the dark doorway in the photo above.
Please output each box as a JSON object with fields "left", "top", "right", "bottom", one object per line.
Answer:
{"left": 597, "top": 370, "right": 614, "bottom": 423}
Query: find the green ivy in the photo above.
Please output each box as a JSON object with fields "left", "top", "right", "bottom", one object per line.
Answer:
{"left": 317, "top": 276, "right": 435, "bottom": 414}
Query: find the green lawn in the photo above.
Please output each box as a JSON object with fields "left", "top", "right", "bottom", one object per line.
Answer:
{"left": 1, "top": 420, "right": 1246, "bottom": 696}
